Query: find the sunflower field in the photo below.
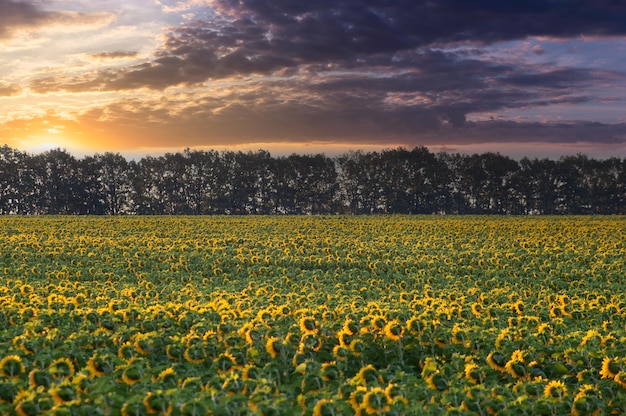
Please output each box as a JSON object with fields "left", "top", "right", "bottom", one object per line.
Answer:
{"left": 0, "top": 215, "right": 625, "bottom": 415}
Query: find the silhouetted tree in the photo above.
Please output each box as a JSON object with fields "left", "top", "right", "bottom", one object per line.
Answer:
{"left": 0, "top": 144, "right": 624, "bottom": 215}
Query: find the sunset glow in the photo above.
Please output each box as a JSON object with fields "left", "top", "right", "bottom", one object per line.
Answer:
{"left": 1, "top": 1, "right": 626, "bottom": 159}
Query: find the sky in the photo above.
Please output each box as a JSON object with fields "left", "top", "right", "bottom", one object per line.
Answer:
{"left": 1, "top": 0, "right": 626, "bottom": 160}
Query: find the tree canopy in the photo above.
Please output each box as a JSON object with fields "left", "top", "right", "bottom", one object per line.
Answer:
{"left": 1, "top": 144, "right": 624, "bottom": 215}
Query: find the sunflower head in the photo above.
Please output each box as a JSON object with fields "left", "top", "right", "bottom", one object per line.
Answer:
{"left": 383, "top": 320, "right": 404, "bottom": 342}
{"left": 50, "top": 381, "right": 76, "bottom": 405}
{"left": 49, "top": 357, "right": 75, "bottom": 380}
{"left": 486, "top": 351, "right": 507, "bottom": 373}
{"left": 299, "top": 316, "right": 318, "bottom": 334}
{"left": 0, "top": 355, "right": 26, "bottom": 378}
{"left": 600, "top": 357, "right": 621, "bottom": 379}
{"left": 157, "top": 367, "right": 177, "bottom": 385}
{"left": 313, "top": 399, "right": 337, "bottom": 416}
{"left": 464, "top": 363, "right": 484, "bottom": 384}
{"left": 543, "top": 380, "right": 567, "bottom": 399}
{"left": 363, "top": 387, "right": 390, "bottom": 415}
{"left": 355, "top": 365, "right": 379, "bottom": 386}
{"left": 265, "top": 336, "right": 282, "bottom": 358}
{"left": 29, "top": 369, "right": 52, "bottom": 389}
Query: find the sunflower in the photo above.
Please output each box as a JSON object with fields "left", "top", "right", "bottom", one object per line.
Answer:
{"left": 313, "top": 399, "right": 335, "bottom": 416}
{"left": 49, "top": 357, "right": 75, "bottom": 380}
{"left": 572, "top": 384, "right": 602, "bottom": 416}
{"left": 354, "top": 365, "right": 379, "bottom": 386}
{"left": 157, "top": 367, "right": 177, "bottom": 385}
{"left": 121, "top": 365, "right": 143, "bottom": 386}
{"left": 615, "top": 371, "right": 626, "bottom": 389}
{"left": 242, "top": 364, "right": 259, "bottom": 381}
{"left": 505, "top": 359, "right": 527, "bottom": 380}
{"left": 451, "top": 324, "right": 469, "bottom": 347}
{"left": 143, "top": 391, "right": 171, "bottom": 415}
{"left": 573, "top": 384, "right": 601, "bottom": 403}
{"left": 118, "top": 342, "right": 136, "bottom": 361}
{"left": 600, "top": 357, "right": 621, "bottom": 379}
{"left": 214, "top": 352, "right": 237, "bottom": 374}
{"left": 183, "top": 345, "right": 204, "bottom": 365}
{"left": 363, "top": 387, "right": 390, "bottom": 415}
{"left": 300, "top": 316, "right": 318, "bottom": 335}
{"left": 165, "top": 343, "right": 185, "bottom": 361}
{"left": 543, "top": 380, "right": 567, "bottom": 399}
{"left": 343, "top": 320, "right": 359, "bottom": 336}
{"left": 321, "top": 361, "right": 341, "bottom": 382}
{"left": 50, "top": 381, "right": 76, "bottom": 406}
{"left": 349, "top": 386, "right": 368, "bottom": 413}
{"left": 265, "top": 336, "right": 282, "bottom": 359}
{"left": 580, "top": 329, "right": 601, "bottom": 347}
{"left": 425, "top": 372, "right": 449, "bottom": 392}
{"left": 0, "top": 355, "right": 26, "bottom": 378}
{"left": 336, "top": 329, "right": 353, "bottom": 347}
{"left": 299, "top": 333, "right": 322, "bottom": 352}
{"left": 383, "top": 320, "right": 404, "bottom": 342}
{"left": 405, "top": 317, "right": 423, "bottom": 335}
{"left": 464, "top": 363, "right": 484, "bottom": 384}
{"left": 20, "top": 284, "right": 34, "bottom": 295}
{"left": 86, "top": 354, "right": 112, "bottom": 378}
{"left": 486, "top": 351, "right": 507, "bottom": 373}
{"left": 332, "top": 345, "right": 349, "bottom": 362}
{"left": 28, "top": 368, "right": 52, "bottom": 389}
{"left": 470, "top": 303, "right": 483, "bottom": 317}
{"left": 512, "top": 300, "right": 525, "bottom": 315}
{"left": 370, "top": 315, "right": 386, "bottom": 333}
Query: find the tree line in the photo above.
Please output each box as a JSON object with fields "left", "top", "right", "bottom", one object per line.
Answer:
{"left": 1, "top": 144, "right": 625, "bottom": 215}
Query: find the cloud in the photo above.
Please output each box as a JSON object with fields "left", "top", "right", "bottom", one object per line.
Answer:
{"left": 0, "top": 0, "right": 115, "bottom": 40}
{"left": 532, "top": 44, "right": 545, "bottom": 55}
{"left": 88, "top": 51, "right": 140, "bottom": 60}
{"left": 0, "top": 82, "right": 21, "bottom": 96}
{"left": 27, "top": 1, "right": 626, "bottom": 91}
{"left": 16, "top": 0, "right": 626, "bottom": 151}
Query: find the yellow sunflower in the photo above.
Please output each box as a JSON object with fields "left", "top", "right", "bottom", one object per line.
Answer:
{"left": 615, "top": 371, "right": 626, "bottom": 389}
{"left": 349, "top": 386, "right": 368, "bottom": 413}
{"left": 355, "top": 365, "right": 379, "bottom": 386}
{"left": 299, "top": 316, "right": 318, "bottom": 335}
{"left": 313, "top": 399, "right": 334, "bottom": 416}
{"left": 383, "top": 320, "right": 404, "bottom": 342}
{"left": 464, "top": 362, "right": 484, "bottom": 384}
{"left": 486, "top": 351, "right": 507, "bottom": 373}
{"left": 265, "top": 336, "right": 281, "bottom": 359}
{"left": 49, "top": 357, "right": 75, "bottom": 380}
{"left": 143, "top": 391, "right": 171, "bottom": 415}
{"left": 363, "top": 387, "right": 390, "bottom": 415}
{"left": 600, "top": 357, "right": 621, "bottom": 379}
{"left": 50, "top": 381, "right": 76, "bottom": 406}
{"left": 0, "top": 355, "right": 26, "bottom": 378}
{"left": 28, "top": 368, "right": 52, "bottom": 389}
{"left": 543, "top": 380, "right": 567, "bottom": 399}
{"left": 157, "top": 367, "right": 176, "bottom": 385}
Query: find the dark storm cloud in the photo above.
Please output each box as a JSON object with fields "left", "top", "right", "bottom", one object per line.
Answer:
{"left": 0, "top": 0, "right": 112, "bottom": 40}
{"left": 500, "top": 68, "right": 614, "bottom": 89}
{"left": 30, "top": 0, "right": 626, "bottom": 92}
{"left": 24, "top": 0, "right": 626, "bottom": 147}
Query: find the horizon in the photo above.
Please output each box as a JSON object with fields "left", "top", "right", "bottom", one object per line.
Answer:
{"left": 4, "top": 142, "right": 624, "bottom": 162}
{"left": 1, "top": 1, "right": 626, "bottom": 159}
